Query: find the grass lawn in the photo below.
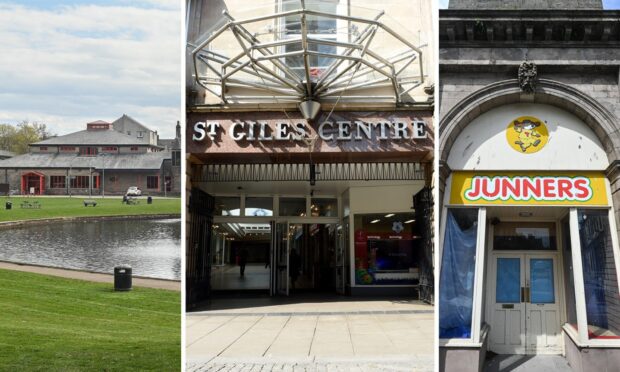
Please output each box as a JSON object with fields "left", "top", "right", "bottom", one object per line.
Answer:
{"left": 0, "top": 196, "right": 180, "bottom": 222}
{"left": 0, "top": 269, "right": 180, "bottom": 371}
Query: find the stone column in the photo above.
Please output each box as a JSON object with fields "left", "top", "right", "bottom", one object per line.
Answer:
{"left": 606, "top": 160, "right": 620, "bottom": 241}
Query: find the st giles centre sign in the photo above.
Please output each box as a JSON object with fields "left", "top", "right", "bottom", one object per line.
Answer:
{"left": 192, "top": 118, "right": 428, "bottom": 142}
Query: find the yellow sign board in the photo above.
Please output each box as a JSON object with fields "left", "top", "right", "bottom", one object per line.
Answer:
{"left": 450, "top": 171, "right": 608, "bottom": 206}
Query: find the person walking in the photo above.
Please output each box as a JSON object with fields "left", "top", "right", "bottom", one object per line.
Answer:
{"left": 238, "top": 247, "right": 248, "bottom": 277}
{"left": 289, "top": 249, "right": 301, "bottom": 290}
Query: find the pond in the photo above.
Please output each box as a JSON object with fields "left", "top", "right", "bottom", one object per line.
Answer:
{"left": 0, "top": 218, "right": 181, "bottom": 280}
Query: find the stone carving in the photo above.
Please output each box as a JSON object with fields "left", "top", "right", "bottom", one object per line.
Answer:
{"left": 518, "top": 61, "right": 537, "bottom": 94}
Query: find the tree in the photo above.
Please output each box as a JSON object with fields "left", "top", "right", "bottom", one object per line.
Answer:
{"left": 0, "top": 121, "right": 55, "bottom": 154}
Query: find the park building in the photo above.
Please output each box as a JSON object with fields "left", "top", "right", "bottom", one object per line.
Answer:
{"left": 0, "top": 115, "right": 181, "bottom": 196}
{"left": 438, "top": 0, "right": 620, "bottom": 371}
{"left": 185, "top": 0, "right": 435, "bottom": 308}
{"left": 0, "top": 150, "right": 14, "bottom": 161}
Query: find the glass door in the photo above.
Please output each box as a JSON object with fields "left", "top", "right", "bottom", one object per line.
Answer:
{"left": 488, "top": 253, "right": 561, "bottom": 354}
{"left": 270, "top": 221, "right": 289, "bottom": 296}
{"left": 335, "top": 223, "right": 346, "bottom": 294}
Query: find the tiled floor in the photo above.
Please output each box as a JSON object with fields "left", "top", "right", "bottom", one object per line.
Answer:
{"left": 211, "top": 264, "right": 270, "bottom": 290}
{"left": 187, "top": 297, "right": 434, "bottom": 372}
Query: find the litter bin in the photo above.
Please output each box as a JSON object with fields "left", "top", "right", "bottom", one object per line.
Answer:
{"left": 114, "top": 265, "right": 132, "bottom": 291}
{"left": 147, "top": 196, "right": 152, "bottom": 204}
{"left": 5, "top": 201, "right": 11, "bottom": 210}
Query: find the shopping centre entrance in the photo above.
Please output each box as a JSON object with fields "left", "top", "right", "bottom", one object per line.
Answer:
{"left": 209, "top": 221, "right": 345, "bottom": 296}
{"left": 186, "top": 162, "right": 433, "bottom": 309}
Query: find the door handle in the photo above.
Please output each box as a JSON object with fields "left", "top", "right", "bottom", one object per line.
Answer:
{"left": 525, "top": 287, "right": 531, "bottom": 303}
{"left": 521, "top": 287, "right": 525, "bottom": 303}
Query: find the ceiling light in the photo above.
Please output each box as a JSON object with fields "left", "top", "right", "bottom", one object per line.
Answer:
{"left": 404, "top": 219, "right": 415, "bottom": 224}
{"left": 370, "top": 219, "right": 380, "bottom": 224}
{"left": 385, "top": 213, "right": 395, "bottom": 218}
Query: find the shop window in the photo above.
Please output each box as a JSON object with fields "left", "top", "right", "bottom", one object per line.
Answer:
{"left": 70, "top": 176, "right": 89, "bottom": 188}
{"left": 245, "top": 197, "right": 273, "bottom": 217}
{"left": 130, "top": 146, "right": 139, "bottom": 151}
{"left": 39, "top": 147, "right": 48, "bottom": 152}
{"left": 578, "top": 209, "right": 620, "bottom": 339}
{"left": 214, "top": 196, "right": 240, "bottom": 216}
{"left": 79, "top": 147, "right": 97, "bottom": 156}
{"left": 493, "top": 221, "right": 556, "bottom": 250}
{"left": 279, "top": 197, "right": 306, "bottom": 216}
{"left": 353, "top": 213, "right": 418, "bottom": 286}
{"left": 60, "top": 146, "right": 75, "bottom": 152}
{"left": 310, "top": 198, "right": 337, "bottom": 217}
{"left": 146, "top": 176, "right": 159, "bottom": 189}
{"left": 282, "top": 0, "right": 338, "bottom": 81}
{"left": 439, "top": 208, "right": 479, "bottom": 339}
{"left": 561, "top": 216, "right": 578, "bottom": 330}
{"left": 50, "top": 176, "right": 66, "bottom": 188}
{"left": 101, "top": 146, "right": 118, "bottom": 152}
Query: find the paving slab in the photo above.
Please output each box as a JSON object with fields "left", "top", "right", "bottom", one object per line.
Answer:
{"left": 187, "top": 297, "right": 434, "bottom": 371}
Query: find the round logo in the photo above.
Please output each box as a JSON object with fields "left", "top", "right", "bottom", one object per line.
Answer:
{"left": 506, "top": 116, "right": 548, "bottom": 154}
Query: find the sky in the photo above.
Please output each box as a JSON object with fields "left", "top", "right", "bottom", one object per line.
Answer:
{"left": 439, "top": 0, "right": 620, "bottom": 8}
{"left": 0, "top": 0, "right": 181, "bottom": 139}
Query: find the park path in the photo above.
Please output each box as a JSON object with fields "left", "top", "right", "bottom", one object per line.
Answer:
{"left": 0, "top": 261, "right": 180, "bottom": 291}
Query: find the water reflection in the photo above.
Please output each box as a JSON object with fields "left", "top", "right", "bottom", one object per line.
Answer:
{"left": 0, "top": 218, "right": 181, "bottom": 280}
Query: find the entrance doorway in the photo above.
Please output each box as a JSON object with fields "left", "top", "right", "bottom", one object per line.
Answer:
{"left": 211, "top": 221, "right": 345, "bottom": 297}
{"left": 489, "top": 253, "right": 561, "bottom": 354}
{"left": 486, "top": 216, "right": 564, "bottom": 355}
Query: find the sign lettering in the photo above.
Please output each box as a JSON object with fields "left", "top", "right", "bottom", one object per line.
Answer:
{"left": 464, "top": 175, "right": 592, "bottom": 202}
{"left": 449, "top": 171, "right": 608, "bottom": 206}
{"left": 192, "top": 119, "right": 427, "bottom": 142}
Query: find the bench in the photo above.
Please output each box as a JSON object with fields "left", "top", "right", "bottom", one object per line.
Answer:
{"left": 83, "top": 199, "right": 97, "bottom": 207}
{"left": 20, "top": 201, "right": 41, "bottom": 209}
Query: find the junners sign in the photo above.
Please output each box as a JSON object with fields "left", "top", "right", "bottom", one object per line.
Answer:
{"left": 192, "top": 119, "right": 427, "bottom": 142}
{"left": 450, "top": 171, "right": 608, "bottom": 206}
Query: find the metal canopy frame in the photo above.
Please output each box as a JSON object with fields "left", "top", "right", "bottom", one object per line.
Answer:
{"left": 191, "top": 1, "right": 424, "bottom": 105}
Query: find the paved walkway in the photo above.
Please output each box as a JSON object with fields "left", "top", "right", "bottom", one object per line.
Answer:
{"left": 0, "top": 261, "right": 180, "bottom": 291}
{"left": 187, "top": 297, "right": 434, "bottom": 371}
{"left": 484, "top": 354, "right": 573, "bottom": 372}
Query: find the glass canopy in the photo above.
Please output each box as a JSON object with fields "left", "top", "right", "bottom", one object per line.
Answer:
{"left": 189, "top": 0, "right": 426, "bottom": 105}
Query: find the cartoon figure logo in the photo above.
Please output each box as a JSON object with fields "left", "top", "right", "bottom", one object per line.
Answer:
{"left": 506, "top": 116, "right": 549, "bottom": 154}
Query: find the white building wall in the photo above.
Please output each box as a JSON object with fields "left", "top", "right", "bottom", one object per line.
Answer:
{"left": 447, "top": 103, "right": 609, "bottom": 171}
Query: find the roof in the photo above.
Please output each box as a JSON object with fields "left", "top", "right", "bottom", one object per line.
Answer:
{"left": 112, "top": 114, "right": 154, "bottom": 132}
{"left": 32, "top": 129, "right": 151, "bottom": 146}
{"left": 0, "top": 152, "right": 170, "bottom": 170}
{"left": 158, "top": 138, "right": 180, "bottom": 149}
{"left": 87, "top": 120, "right": 111, "bottom": 125}
{"left": 0, "top": 150, "right": 15, "bottom": 158}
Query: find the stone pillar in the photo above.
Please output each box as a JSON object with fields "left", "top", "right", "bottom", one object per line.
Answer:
{"left": 606, "top": 161, "right": 620, "bottom": 243}
{"left": 438, "top": 160, "right": 452, "bottom": 214}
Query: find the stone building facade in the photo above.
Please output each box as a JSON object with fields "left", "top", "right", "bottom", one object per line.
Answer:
{"left": 438, "top": 1, "right": 620, "bottom": 371}
{"left": 0, "top": 117, "right": 181, "bottom": 196}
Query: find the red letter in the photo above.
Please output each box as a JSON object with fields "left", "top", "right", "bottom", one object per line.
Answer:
{"left": 543, "top": 178, "right": 557, "bottom": 199}
{"left": 574, "top": 179, "right": 591, "bottom": 199}
{"left": 502, "top": 178, "right": 521, "bottom": 199}
{"left": 522, "top": 177, "right": 541, "bottom": 200}
{"left": 465, "top": 177, "right": 481, "bottom": 200}
{"left": 557, "top": 178, "right": 574, "bottom": 199}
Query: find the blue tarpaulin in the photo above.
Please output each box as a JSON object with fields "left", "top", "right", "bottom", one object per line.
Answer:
{"left": 439, "top": 209, "right": 478, "bottom": 339}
